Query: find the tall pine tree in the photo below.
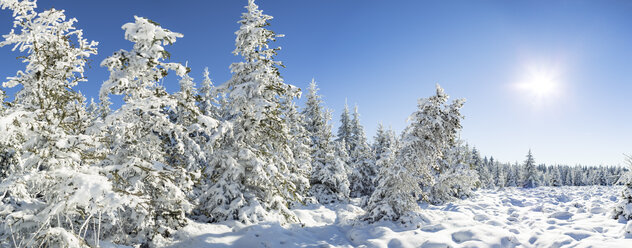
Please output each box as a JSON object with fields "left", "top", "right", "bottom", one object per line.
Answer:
{"left": 199, "top": 0, "right": 301, "bottom": 224}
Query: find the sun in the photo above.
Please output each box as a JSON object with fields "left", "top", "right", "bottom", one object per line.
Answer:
{"left": 517, "top": 66, "right": 561, "bottom": 101}
{"left": 524, "top": 73, "right": 556, "bottom": 97}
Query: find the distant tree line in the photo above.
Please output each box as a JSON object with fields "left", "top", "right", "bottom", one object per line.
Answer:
{"left": 473, "top": 149, "right": 626, "bottom": 189}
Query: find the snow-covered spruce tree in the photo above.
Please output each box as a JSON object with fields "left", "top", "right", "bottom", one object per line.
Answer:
{"left": 199, "top": 68, "right": 218, "bottom": 117}
{"left": 302, "top": 80, "right": 350, "bottom": 203}
{"left": 281, "top": 94, "right": 313, "bottom": 206}
{"left": 371, "top": 124, "right": 398, "bottom": 182}
{"left": 0, "top": 1, "right": 126, "bottom": 246}
{"left": 505, "top": 163, "right": 518, "bottom": 187}
{"left": 199, "top": 0, "right": 302, "bottom": 224}
{"left": 198, "top": 67, "right": 229, "bottom": 120}
{"left": 335, "top": 138, "right": 352, "bottom": 177}
{"left": 336, "top": 101, "right": 353, "bottom": 152}
{"left": 372, "top": 123, "right": 398, "bottom": 168}
{"left": 348, "top": 105, "right": 377, "bottom": 198}
{"left": 365, "top": 84, "right": 464, "bottom": 223}
{"left": 472, "top": 147, "right": 490, "bottom": 188}
{"left": 493, "top": 159, "right": 506, "bottom": 188}
{"left": 549, "top": 165, "right": 562, "bottom": 186}
{"left": 482, "top": 157, "right": 495, "bottom": 188}
{"left": 170, "top": 71, "right": 225, "bottom": 209}
{"left": 613, "top": 155, "right": 632, "bottom": 236}
{"left": 522, "top": 149, "right": 540, "bottom": 188}
{"left": 572, "top": 166, "right": 586, "bottom": 186}
{"left": 98, "top": 16, "right": 209, "bottom": 243}
{"left": 429, "top": 142, "right": 479, "bottom": 205}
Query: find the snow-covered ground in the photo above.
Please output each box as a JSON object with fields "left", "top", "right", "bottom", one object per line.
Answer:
{"left": 162, "top": 186, "right": 630, "bottom": 248}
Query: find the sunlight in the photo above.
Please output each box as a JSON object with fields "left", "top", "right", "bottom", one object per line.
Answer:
{"left": 522, "top": 72, "right": 557, "bottom": 98}
{"left": 515, "top": 64, "right": 564, "bottom": 106}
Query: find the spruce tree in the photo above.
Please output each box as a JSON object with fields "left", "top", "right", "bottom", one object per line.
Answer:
{"left": 198, "top": 68, "right": 220, "bottom": 118}
{"left": 0, "top": 1, "right": 122, "bottom": 245}
{"left": 336, "top": 101, "right": 353, "bottom": 151}
{"left": 302, "top": 80, "right": 350, "bottom": 203}
{"left": 523, "top": 149, "right": 539, "bottom": 188}
{"left": 366, "top": 84, "right": 464, "bottom": 222}
{"left": 348, "top": 105, "right": 377, "bottom": 197}
{"left": 281, "top": 96, "right": 313, "bottom": 206}
{"left": 199, "top": 0, "right": 301, "bottom": 224}
{"left": 98, "top": 16, "right": 201, "bottom": 243}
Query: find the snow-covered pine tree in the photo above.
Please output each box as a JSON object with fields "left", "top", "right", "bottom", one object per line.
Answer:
{"left": 98, "top": 16, "right": 200, "bottom": 243}
{"left": 0, "top": 1, "right": 125, "bottom": 246}
{"left": 370, "top": 123, "right": 398, "bottom": 204}
{"left": 593, "top": 166, "right": 608, "bottom": 186}
{"left": 613, "top": 155, "right": 632, "bottom": 236}
{"left": 281, "top": 94, "right": 313, "bottom": 206}
{"left": 572, "top": 166, "right": 585, "bottom": 186}
{"left": 336, "top": 101, "right": 353, "bottom": 152}
{"left": 198, "top": 68, "right": 221, "bottom": 118}
{"left": 472, "top": 147, "right": 489, "bottom": 188}
{"left": 549, "top": 165, "right": 562, "bottom": 186}
{"left": 364, "top": 127, "right": 399, "bottom": 222}
{"left": 171, "top": 71, "right": 225, "bottom": 209}
{"left": 335, "top": 138, "right": 352, "bottom": 177}
{"left": 199, "top": 0, "right": 301, "bottom": 224}
{"left": 366, "top": 84, "right": 464, "bottom": 222}
{"left": 372, "top": 123, "right": 398, "bottom": 169}
{"left": 505, "top": 163, "right": 518, "bottom": 187}
{"left": 302, "top": 80, "right": 350, "bottom": 203}
{"left": 348, "top": 105, "right": 377, "bottom": 198}
{"left": 494, "top": 159, "right": 506, "bottom": 188}
{"left": 522, "top": 149, "right": 540, "bottom": 188}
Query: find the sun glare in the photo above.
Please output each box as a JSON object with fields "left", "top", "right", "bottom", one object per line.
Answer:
{"left": 516, "top": 65, "right": 562, "bottom": 103}
{"left": 524, "top": 73, "right": 556, "bottom": 97}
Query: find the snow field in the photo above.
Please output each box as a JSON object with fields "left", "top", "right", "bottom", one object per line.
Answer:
{"left": 163, "top": 186, "right": 630, "bottom": 248}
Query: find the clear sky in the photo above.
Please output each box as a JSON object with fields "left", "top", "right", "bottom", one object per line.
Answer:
{"left": 1, "top": 0, "right": 631, "bottom": 166}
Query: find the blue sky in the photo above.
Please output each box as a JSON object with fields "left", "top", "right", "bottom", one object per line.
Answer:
{"left": 1, "top": 0, "right": 631, "bottom": 165}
